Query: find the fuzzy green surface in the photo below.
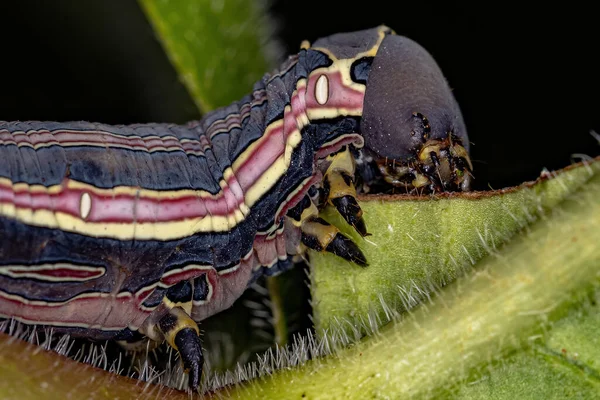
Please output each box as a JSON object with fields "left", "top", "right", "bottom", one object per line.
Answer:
{"left": 217, "top": 161, "right": 600, "bottom": 400}
{"left": 139, "top": 0, "right": 276, "bottom": 112}
{"left": 455, "top": 351, "right": 599, "bottom": 399}
{"left": 455, "top": 292, "right": 600, "bottom": 399}
{"left": 545, "top": 293, "right": 600, "bottom": 372}
{"left": 311, "top": 160, "right": 600, "bottom": 335}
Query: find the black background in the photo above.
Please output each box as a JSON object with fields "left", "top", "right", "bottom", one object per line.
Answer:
{"left": 1, "top": 1, "right": 599, "bottom": 190}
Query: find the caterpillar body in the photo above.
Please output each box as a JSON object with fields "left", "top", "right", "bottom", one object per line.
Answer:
{"left": 0, "top": 26, "right": 471, "bottom": 390}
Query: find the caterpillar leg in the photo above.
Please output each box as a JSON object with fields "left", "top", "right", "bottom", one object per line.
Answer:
{"left": 157, "top": 306, "right": 203, "bottom": 391}
{"left": 288, "top": 195, "right": 367, "bottom": 266}
{"left": 302, "top": 216, "right": 368, "bottom": 266}
{"left": 323, "top": 147, "right": 369, "bottom": 237}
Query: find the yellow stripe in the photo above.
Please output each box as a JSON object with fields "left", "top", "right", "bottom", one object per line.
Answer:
{"left": 0, "top": 129, "right": 303, "bottom": 241}
{"left": 0, "top": 201, "right": 247, "bottom": 240}
{"left": 306, "top": 107, "right": 364, "bottom": 120}
{"left": 0, "top": 288, "right": 133, "bottom": 307}
{"left": 0, "top": 30, "right": 389, "bottom": 242}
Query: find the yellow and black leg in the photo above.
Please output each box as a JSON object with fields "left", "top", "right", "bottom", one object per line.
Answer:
{"left": 322, "top": 147, "right": 368, "bottom": 237}
{"left": 157, "top": 305, "right": 203, "bottom": 391}
{"left": 131, "top": 281, "right": 203, "bottom": 391}
{"left": 288, "top": 194, "right": 367, "bottom": 266}
{"left": 152, "top": 281, "right": 202, "bottom": 390}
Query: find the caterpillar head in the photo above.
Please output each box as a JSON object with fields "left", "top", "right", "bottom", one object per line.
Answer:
{"left": 358, "top": 34, "right": 473, "bottom": 193}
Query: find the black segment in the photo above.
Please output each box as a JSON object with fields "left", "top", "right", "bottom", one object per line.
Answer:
{"left": 165, "top": 280, "right": 193, "bottom": 304}
{"left": 157, "top": 311, "right": 179, "bottom": 333}
{"left": 350, "top": 57, "right": 374, "bottom": 84}
{"left": 304, "top": 49, "right": 334, "bottom": 70}
{"left": 340, "top": 171, "right": 354, "bottom": 187}
{"left": 301, "top": 232, "right": 324, "bottom": 252}
{"left": 192, "top": 274, "right": 210, "bottom": 302}
{"left": 213, "top": 261, "right": 238, "bottom": 275}
{"left": 412, "top": 112, "right": 431, "bottom": 139}
{"left": 332, "top": 195, "right": 368, "bottom": 237}
{"left": 142, "top": 287, "right": 166, "bottom": 309}
{"left": 320, "top": 176, "right": 331, "bottom": 205}
{"left": 325, "top": 233, "right": 368, "bottom": 267}
{"left": 300, "top": 217, "right": 333, "bottom": 252}
{"left": 114, "top": 328, "right": 146, "bottom": 343}
{"left": 174, "top": 328, "right": 204, "bottom": 391}
{"left": 287, "top": 195, "right": 312, "bottom": 221}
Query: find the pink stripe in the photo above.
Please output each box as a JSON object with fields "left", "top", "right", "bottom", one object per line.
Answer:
{"left": 236, "top": 123, "right": 287, "bottom": 192}
{"left": 161, "top": 266, "right": 211, "bottom": 287}
{"left": 5, "top": 267, "right": 103, "bottom": 280}
{"left": 135, "top": 286, "right": 156, "bottom": 304}
{"left": 0, "top": 291, "right": 151, "bottom": 331}
{"left": 0, "top": 177, "right": 246, "bottom": 223}
{"left": 205, "top": 91, "right": 262, "bottom": 138}
{"left": 234, "top": 85, "right": 310, "bottom": 193}
{"left": 292, "top": 85, "right": 308, "bottom": 122}
{"left": 0, "top": 89, "right": 268, "bottom": 154}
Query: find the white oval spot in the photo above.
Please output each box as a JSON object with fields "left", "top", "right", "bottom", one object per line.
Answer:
{"left": 80, "top": 192, "right": 92, "bottom": 220}
{"left": 315, "top": 74, "right": 329, "bottom": 105}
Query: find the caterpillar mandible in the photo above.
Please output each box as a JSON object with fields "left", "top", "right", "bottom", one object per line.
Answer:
{"left": 0, "top": 26, "right": 471, "bottom": 390}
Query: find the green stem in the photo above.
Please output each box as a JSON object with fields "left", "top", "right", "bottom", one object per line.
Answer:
{"left": 266, "top": 276, "right": 289, "bottom": 348}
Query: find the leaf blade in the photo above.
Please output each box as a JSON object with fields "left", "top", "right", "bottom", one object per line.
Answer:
{"left": 312, "top": 159, "right": 600, "bottom": 335}
{"left": 139, "top": 0, "right": 276, "bottom": 112}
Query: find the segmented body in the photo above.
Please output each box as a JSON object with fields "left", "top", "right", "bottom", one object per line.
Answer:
{"left": 0, "top": 27, "right": 389, "bottom": 341}
{"left": 0, "top": 28, "right": 473, "bottom": 388}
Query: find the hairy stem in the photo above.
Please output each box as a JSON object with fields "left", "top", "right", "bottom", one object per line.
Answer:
{"left": 266, "top": 276, "right": 289, "bottom": 347}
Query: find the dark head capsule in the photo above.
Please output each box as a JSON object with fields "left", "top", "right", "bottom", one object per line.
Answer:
{"left": 359, "top": 34, "right": 472, "bottom": 192}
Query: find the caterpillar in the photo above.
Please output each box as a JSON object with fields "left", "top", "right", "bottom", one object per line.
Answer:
{"left": 0, "top": 26, "right": 472, "bottom": 390}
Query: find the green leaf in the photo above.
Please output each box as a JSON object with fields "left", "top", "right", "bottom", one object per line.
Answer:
{"left": 311, "top": 159, "right": 600, "bottom": 336}
{"left": 138, "top": 0, "right": 276, "bottom": 112}
{"left": 216, "top": 158, "right": 600, "bottom": 399}
{"left": 455, "top": 294, "right": 600, "bottom": 399}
